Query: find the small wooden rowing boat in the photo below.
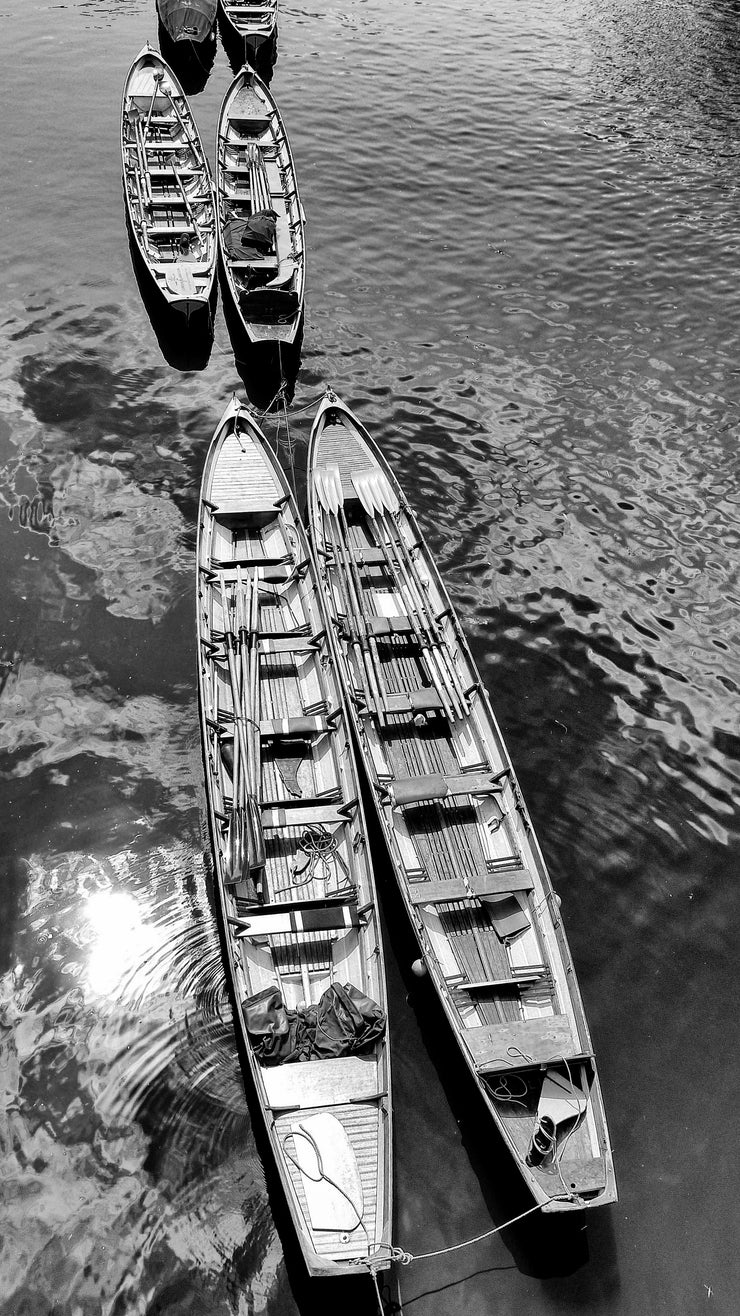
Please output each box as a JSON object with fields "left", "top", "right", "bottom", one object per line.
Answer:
{"left": 196, "top": 396, "right": 392, "bottom": 1277}
{"left": 216, "top": 66, "right": 305, "bottom": 345}
{"left": 307, "top": 390, "right": 617, "bottom": 1214}
{"left": 121, "top": 45, "right": 216, "bottom": 319}
{"left": 219, "top": 0, "right": 278, "bottom": 57}
{"left": 157, "top": 0, "right": 217, "bottom": 43}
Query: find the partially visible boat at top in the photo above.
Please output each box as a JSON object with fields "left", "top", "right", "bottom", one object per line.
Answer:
{"left": 121, "top": 45, "right": 217, "bottom": 320}
{"left": 307, "top": 389, "right": 618, "bottom": 1215}
{"left": 216, "top": 65, "right": 305, "bottom": 345}
{"left": 219, "top": 0, "right": 278, "bottom": 61}
{"left": 157, "top": 0, "right": 218, "bottom": 44}
{"left": 196, "top": 395, "right": 392, "bottom": 1277}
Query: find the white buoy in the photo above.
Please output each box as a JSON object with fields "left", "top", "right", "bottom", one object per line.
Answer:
{"left": 411, "top": 958, "right": 427, "bottom": 978}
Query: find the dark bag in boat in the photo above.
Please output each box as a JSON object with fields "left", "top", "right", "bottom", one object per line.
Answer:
{"left": 222, "top": 211, "right": 277, "bottom": 261}
{"left": 309, "top": 982, "right": 386, "bottom": 1059}
{"left": 242, "top": 986, "right": 304, "bottom": 1065}
{"left": 242, "top": 983, "right": 385, "bottom": 1065}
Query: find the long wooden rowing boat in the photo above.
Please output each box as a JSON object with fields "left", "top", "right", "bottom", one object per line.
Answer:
{"left": 121, "top": 45, "right": 216, "bottom": 319}
{"left": 307, "top": 390, "right": 617, "bottom": 1214}
{"left": 216, "top": 66, "right": 305, "bottom": 345}
{"left": 196, "top": 396, "right": 392, "bottom": 1277}
{"left": 157, "top": 0, "right": 217, "bottom": 43}
{"left": 219, "top": 0, "right": 278, "bottom": 58}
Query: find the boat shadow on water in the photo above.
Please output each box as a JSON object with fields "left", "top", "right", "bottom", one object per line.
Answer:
{"left": 217, "top": 8, "right": 278, "bottom": 82}
{"left": 127, "top": 224, "right": 216, "bottom": 372}
{"left": 220, "top": 269, "right": 303, "bottom": 409}
{"left": 157, "top": 20, "right": 217, "bottom": 95}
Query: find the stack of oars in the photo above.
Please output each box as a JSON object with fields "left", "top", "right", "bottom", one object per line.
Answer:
{"left": 247, "top": 143, "right": 272, "bottom": 215}
{"left": 314, "top": 466, "right": 389, "bottom": 718}
{"left": 220, "top": 567, "right": 264, "bottom": 902}
{"left": 352, "top": 468, "right": 471, "bottom": 723}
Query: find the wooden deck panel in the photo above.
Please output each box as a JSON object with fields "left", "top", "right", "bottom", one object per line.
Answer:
{"left": 275, "top": 1102, "right": 386, "bottom": 1259}
{"left": 463, "top": 1015, "right": 580, "bottom": 1072}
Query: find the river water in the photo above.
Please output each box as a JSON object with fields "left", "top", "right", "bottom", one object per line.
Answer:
{"left": 1, "top": 1, "right": 739, "bottom": 1313}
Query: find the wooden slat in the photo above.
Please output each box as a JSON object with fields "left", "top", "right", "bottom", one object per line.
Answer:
{"left": 463, "top": 1015, "right": 581, "bottom": 1072}
{"left": 263, "top": 1054, "right": 382, "bottom": 1109}
{"left": 408, "top": 868, "right": 534, "bottom": 904}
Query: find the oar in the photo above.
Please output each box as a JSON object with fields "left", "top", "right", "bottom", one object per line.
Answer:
{"left": 366, "top": 468, "right": 469, "bottom": 717}
{"left": 326, "top": 466, "right": 389, "bottom": 714}
{"left": 237, "top": 569, "right": 265, "bottom": 877}
{"left": 145, "top": 68, "right": 163, "bottom": 137}
{"left": 352, "top": 470, "right": 462, "bottom": 721}
{"left": 158, "top": 76, "right": 200, "bottom": 160}
{"left": 248, "top": 565, "right": 261, "bottom": 801}
{"left": 219, "top": 572, "right": 258, "bottom": 898}
{"left": 127, "top": 105, "right": 151, "bottom": 208}
{"left": 315, "top": 470, "right": 385, "bottom": 715}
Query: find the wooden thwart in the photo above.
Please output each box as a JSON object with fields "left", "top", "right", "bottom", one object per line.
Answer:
{"left": 408, "top": 868, "right": 534, "bottom": 905}
{"left": 464, "top": 1014, "right": 582, "bottom": 1073}
{"left": 262, "top": 1054, "right": 383, "bottom": 1110}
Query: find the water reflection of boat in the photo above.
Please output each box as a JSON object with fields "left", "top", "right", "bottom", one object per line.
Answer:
{"left": 196, "top": 396, "right": 393, "bottom": 1279}
{"left": 157, "top": 18, "right": 217, "bottom": 94}
{"left": 219, "top": 268, "right": 302, "bottom": 406}
{"left": 219, "top": 0, "right": 278, "bottom": 74}
{"left": 307, "top": 390, "right": 618, "bottom": 1216}
{"left": 121, "top": 44, "right": 217, "bottom": 322}
{"left": 216, "top": 66, "right": 305, "bottom": 346}
{"left": 126, "top": 219, "right": 215, "bottom": 370}
{"left": 156, "top": 0, "right": 218, "bottom": 45}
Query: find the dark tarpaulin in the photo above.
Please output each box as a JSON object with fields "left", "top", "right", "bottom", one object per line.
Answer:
{"left": 222, "top": 210, "right": 278, "bottom": 260}
{"left": 242, "top": 983, "right": 385, "bottom": 1065}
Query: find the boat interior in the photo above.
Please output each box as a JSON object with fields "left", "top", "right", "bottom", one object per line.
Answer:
{"left": 123, "top": 59, "right": 215, "bottom": 281}
{"left": 198, "top": 423, "right": 391, "bottom": 1266}
{"left": 312, "top": 413, "right": 610, "bottom": 1203}
{"left": 219, "top": 79, "right": 302, "bottom": 327}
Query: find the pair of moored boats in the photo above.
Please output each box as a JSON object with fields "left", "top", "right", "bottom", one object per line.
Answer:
{"left": 121, "top": 45, "right": 303, "bottom": 343}
{"left": 196, "top": 391, "right": 618, "bottom": 1278}
{"left": 157, "top": 0, "right": 277, "bottom": 55}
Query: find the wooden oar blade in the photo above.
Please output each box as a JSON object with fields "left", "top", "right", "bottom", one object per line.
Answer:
{"left": 326, "top": 465, "right": 345, "bottom": 509}
{"left": 315, "top": 468, "right": 339, "bottom": 516}
{"left": 351, "top": 470, "right": 377, "bottom": 518}
{"left": 371, "top": 469, "right": 399, "bottom": 516}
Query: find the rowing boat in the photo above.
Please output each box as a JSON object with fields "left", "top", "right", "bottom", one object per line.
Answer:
{"left": 216, "top": 66, "right": 305, "bottom": 345}
{"left": 157, "top": 0, "right": 217, "bottom": 43}
{"left": 121, "top": 45, "right": 217, "bottom": 319}
{"left": 196, "top": 396, "right": 392, "bottom": 1277}
{"left": 307, "top": 390, "right": 617, "bottom": 1213}
{"left": 219, "top": 0, "right": 278, "bottom": 58}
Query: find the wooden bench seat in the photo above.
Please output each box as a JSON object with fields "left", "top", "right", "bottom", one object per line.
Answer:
{"left": 261, "top": 800, "right": 349, "bottom": 829}
{"left": 408, "top": 868, "right": 534, "bottom": 905}
{"left": 259, "top": 715, "right": 328, "bottom": 739}
{"left": 261, "top": 1053, "right": 383, "bottom": 1111}
{"left": 230, "top": 901, "right": 359, "bottom": 939}
{"left": 366, "top": 613, "right": 415, "bottom": 636}
{"left": 463, "top": 1015, "right": 583, "bottom": 1074}
{"left": 386, "top": 771, "right": 505, "bottom": 808}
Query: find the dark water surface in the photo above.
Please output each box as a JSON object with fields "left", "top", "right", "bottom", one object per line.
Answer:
{"left": 2, "top": 1, "right": 740, "bottom": 1312}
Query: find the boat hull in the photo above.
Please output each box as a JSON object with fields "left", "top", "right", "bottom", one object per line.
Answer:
{"left": 157, "top": 0, "right": 218, "bottom": 43}
{"left": 121, "top": 45, "right": 217, "bottom": 318}
{"left": 307, "top": 391, "right": 617, "bottom": 1213}
{"left": 216, "top": 67, "right": 305, "bottom": 345}
{"left": 196, "top": 397, "right": 392, "bottom": 1276}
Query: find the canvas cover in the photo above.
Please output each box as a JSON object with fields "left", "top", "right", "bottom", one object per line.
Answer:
{"left": 242, "top": 983, "right": 386, "bottom": 1064}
